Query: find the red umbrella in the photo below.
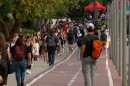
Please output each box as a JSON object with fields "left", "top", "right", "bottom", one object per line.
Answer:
{"left": 85, "top": 1, "right": 106, "bottom": 11}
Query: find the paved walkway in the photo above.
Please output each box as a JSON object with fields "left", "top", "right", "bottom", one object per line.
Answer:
{"left": 7, "top": 46, "right": 122, "bottom": 86}
{"left": 7, "top": 45, "right": 71, "bottom": 86}
{"left": 94, "top": 50, "right": 122, "bottom": 86}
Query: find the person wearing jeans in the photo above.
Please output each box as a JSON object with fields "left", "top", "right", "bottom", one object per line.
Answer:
{"left": 11, "top": 38, "right": 31, "bottom": 86}
{"left": 47, "top": 46, "right": 56, "bottom": 66}
{"left": 82, "top": 56, "right": 97, "bottom": 86}
{"left": 13, "top": 59, "right": 27, "bottom": 86}
{"left": 46, "top": 29, "right": 59, "bottom": 66}
{"left": 80, "top": 24, "right": 98, "bottom": 86}
{"left": 77, "top": 47, "right": 81, "bottom": 60}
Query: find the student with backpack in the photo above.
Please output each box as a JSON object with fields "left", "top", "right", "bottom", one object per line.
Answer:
{"left": 11, "top": 38, "right": 31, "bottom": 86}
{"left": 46, "top": 29, "right": 59, "bottom": 66}
{"left": 80, "top": 24, "right": 102, "bottom": 86}
{"left": 100, "top": 31, "right": 107, "bottom": 49}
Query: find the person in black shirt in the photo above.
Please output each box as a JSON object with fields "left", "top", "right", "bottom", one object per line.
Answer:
{"left": 11, "top": 38, "right": 31, "bottom": 86}
{"left": 80, "top": 25, "right": 98, "bottom": 86}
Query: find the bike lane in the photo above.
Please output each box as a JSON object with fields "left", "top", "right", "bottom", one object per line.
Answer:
{"left": 26, "top": 48, "right": 83, "bottom": 86}
{"left": 26, "top": 49, "right": 121, "bottom": 86}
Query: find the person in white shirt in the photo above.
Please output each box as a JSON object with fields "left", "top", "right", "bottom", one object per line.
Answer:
{"left": 105, "top": 29, "right": 111, "bottom": 57}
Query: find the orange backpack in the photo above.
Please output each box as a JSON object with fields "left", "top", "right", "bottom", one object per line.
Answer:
{"left": 92, "top": 40, "right": 102, "bottom": 59}
{"left": 89, "top": 36, "right": 102, "bottom": 59}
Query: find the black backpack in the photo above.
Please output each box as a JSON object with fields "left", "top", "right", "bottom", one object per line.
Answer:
{"left": 101, "top": 33, "right": 107, "bottom": 41}
{"left": 67, "top": 30, "right": 74, "bottom": 40}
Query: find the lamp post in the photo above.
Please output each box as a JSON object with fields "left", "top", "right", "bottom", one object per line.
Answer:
{"left": 122, "top": 0, "right": 127, "bottom": 85}
{"left": 128, "top": 0, "right": 130, "bottom": 85}
{"left": 94, "top": 0, "right": 97, "bottom": 25}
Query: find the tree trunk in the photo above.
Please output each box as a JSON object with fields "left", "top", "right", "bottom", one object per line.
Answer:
{"left": 9, "top": 12, "right": 21, "bottom": 40}
{"left": 0, "top": 16, "right": 9, "bottom": 40}
{"left": 44, "top": 18, "right": 48, "bottom": 26}
{"left": 9, "top": 19, "right": 21, "bottom": 40}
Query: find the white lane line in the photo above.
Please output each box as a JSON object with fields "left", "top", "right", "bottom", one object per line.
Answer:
{"left": 106, "top": 58, "right": 113, "bottom": 86}
{"left": 26, "top": 48, "right": 77, "bottom": 86}
{"left": 67, "top": 67, "right": 81, "bottom": 86}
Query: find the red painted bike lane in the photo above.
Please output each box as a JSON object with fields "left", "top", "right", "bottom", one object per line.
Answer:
{"left": 26, "top": 48, "right": 84, "bottom": 86}
{"left": 26, "top": 49, "right": 121, "bottom": 86}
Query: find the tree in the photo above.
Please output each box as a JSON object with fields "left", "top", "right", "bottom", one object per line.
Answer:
{"left": 0, "top": 0, "right": 44, "bottom": 40}
{"left": 0, "top": 0, "right": 79, "bottom": 40}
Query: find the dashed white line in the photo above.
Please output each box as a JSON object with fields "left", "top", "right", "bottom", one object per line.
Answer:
{"left": 26, "top": 48, "right": 77, "bottom": 86}
{"left": 67, "top": 67, "right": 81, "bottom": 86}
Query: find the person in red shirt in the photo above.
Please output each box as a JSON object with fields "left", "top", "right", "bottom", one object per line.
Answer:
{"left": 63, "top": 23, "right": 68, "bottom": 33}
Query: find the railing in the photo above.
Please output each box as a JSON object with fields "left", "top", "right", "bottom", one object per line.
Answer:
{"left": 107, "top": 0, "right": 130, "bottom": 86}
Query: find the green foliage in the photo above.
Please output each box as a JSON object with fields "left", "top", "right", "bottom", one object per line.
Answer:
{"left": 0, "top": 0, "right": 14, "bottom": 16}
{"left": 71, "top": 16, "right": 85, "bottom": 22}
{"left": 97, "top": 19, "right": 107, "bottom": 29}
{"left": 0, "top": 0, "right": 79, "bottom": 20}
{"left": 21, "top": 28, "right": 37, "bottom": 34}
{"left": 98, "top": 0, "right": 107, "bottom": 6}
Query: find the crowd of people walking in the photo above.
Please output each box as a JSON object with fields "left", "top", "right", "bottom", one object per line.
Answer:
{"left": 0, "top": 17, "right": 110, "bottom": 86}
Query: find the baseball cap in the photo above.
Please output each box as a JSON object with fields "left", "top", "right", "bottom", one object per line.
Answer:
{"left": 87, "top": 23, "right": 94, "bottom": 30}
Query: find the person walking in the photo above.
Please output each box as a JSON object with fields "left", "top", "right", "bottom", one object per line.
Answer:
{"left": 100, "top": 31, "right": 107, "bottom": 49}
{"left": 42, "top": 38, "right": 48, "bottom": 62}
{"left": 33, "top": 37, "right": 40, "bottom": 61}
{"left": 80, "top": 24, "right": 98, "bottom": 86}
{"left": 67, "top": 25, "right": 75, "bottom": 51}
{"left": 46, "top": 29, "right": 59, "bottom": 66}
{"left": 11, "top": 38, "right": 31, "bottom": 86}
{"left": 25, "top": 36, "right": 33, "bottom": 74}
{"left": 58, "top": 29, "right": 66, "bottom": 55}
{"left": 0, "top": 32, "right": 8, "bottom": 86}
{"left": 77, "top": 29, "right": 85, "bottom": 61}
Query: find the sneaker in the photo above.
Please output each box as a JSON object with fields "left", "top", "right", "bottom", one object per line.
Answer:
{"left": 26, "top": 69, "right": 29, "bottom": 74}
{"left": 71, "top": 48, "right": 73, "bottom": 51}
{"left": 28, "top": 70, "right": 31, "bottom": 74}
{"left": 59, "top": 53, "right": 62, "bottom": 56}
{"left": 26, "top": 69, "right": 31, "bottom": 74}
{"left": 58, "top": 53, "right": 60, "bottom": 56}
{"left": 37, "top": 58, "right": 39, "bottom": 61}
{"left": 31, "top": 64, "right": 34, "bottom": 67}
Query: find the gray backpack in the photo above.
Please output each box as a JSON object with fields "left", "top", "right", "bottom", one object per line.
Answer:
{"left": 47, "top": 35, "right": 56, "bottom": 46}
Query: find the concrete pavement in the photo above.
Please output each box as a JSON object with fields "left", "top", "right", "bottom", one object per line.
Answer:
{"left": 7, "top": 45, "right": 122, "bottom": 86}
{"left": 7, "top": 45, "right": 72, "bottom": 86}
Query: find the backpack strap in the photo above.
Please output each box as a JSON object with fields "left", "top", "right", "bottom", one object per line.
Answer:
{"left": 88, "top": 35, "right": 94, "bottom": 55}
{"left": 86, "top": 35, "right": 97, "bottom": 57}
